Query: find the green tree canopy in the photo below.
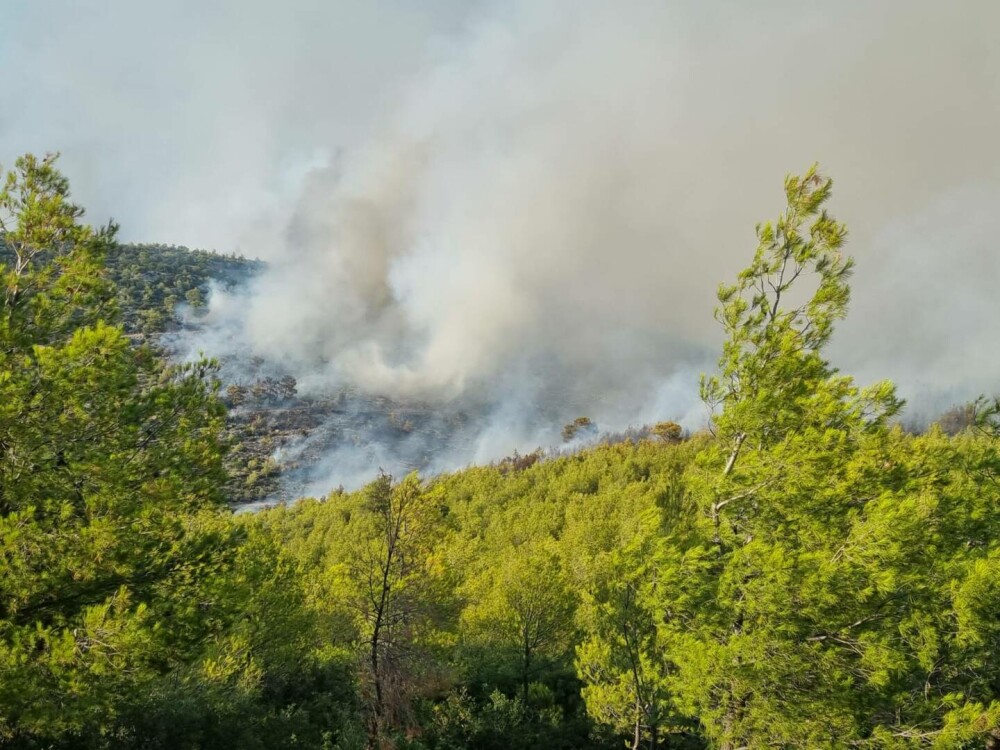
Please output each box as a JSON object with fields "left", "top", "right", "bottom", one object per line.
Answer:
{"left": 653, "top": 166, "right": 1000, "bottom": 749}
{"left": 0, "top": 154, "right": 247, "bottom": 747}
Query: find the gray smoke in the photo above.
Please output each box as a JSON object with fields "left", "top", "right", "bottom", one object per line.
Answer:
{"left": 0, "top": 0, "right": 478, "bottom": 253}
{"left": 4, "top": 0, "right": 999, "bottom": 490}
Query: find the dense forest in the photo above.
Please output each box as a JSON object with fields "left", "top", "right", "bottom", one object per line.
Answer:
{"left": 104, "top": 243, "right": 261, "bottom": 336}
{"left": 2, "top": 153, "right": 999, "bottom": 749}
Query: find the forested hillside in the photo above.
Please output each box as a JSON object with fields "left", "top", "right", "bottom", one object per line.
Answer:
{"left": 2, "top": 153, "right": 999, "bottom": 749}
{"left": 104, "top": 243, "right": 261, "bottom": 335}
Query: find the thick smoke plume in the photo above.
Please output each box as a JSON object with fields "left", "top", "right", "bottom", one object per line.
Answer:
{"left": 6, "top": 0, "right": 999, "bottom": 491}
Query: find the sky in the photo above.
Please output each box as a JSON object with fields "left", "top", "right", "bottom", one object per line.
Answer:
{"left": 0, "top": 0, "right": 481, "bottom": 253}
{"left": 2, "top": 0, "right": 999, "bottom": 476}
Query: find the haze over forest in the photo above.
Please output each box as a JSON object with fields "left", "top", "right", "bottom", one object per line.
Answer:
{"left": 3, "top": 0, "right": 999, "bottom": 488}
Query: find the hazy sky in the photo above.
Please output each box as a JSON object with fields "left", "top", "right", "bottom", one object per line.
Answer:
{"left": 3, "top": 1, "right": 1000, "bottom": 458}
{"left": 0, "top": 0, "right": 481, "bottom": 252}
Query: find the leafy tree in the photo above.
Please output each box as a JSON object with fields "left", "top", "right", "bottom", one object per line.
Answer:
{"left": 973, "top": 396, "right": 1000, "bottom": 439}
{"left": 656, "top": 167, "right": 907, "bottom": 747}
{"left": 654, "top": 166, "right": 1000, "bottom": 748}
{"left": 275, "top": 474, "right": 452, "bottom": 747}
{"left": 575, "top": 511, "right": 675, "bottom": 750}
{"left": 565, "top": 439, "right": 706, "bottom": 750}
{"left": 0, "top": 153, "right": 117, "bottom": 348}
{"left": 650, "top": 421, "right": 683, "bottom": 444}
{"left": 357, "top": 475, "right": 433, "bottom": 743}
{"left": 184, "top": 287, "right": 205, "bottom": 309}
{"left": 0, "top": 153, "right": 241, "bottom": 747}
{"left": 462, "top": 538, "right": 577, "bottom": 704}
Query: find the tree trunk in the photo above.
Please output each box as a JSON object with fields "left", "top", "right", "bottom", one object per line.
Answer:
{"left": 368, "top": 629, "right": 383, "bottom": 748}
{"left": 522, "top": 636, "right": 531, "bottom": 704}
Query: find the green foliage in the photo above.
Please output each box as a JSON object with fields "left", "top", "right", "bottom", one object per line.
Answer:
{"left": 650, "top": 421, "right": 683, "bottom": 443}
{"left": 4, "top": 153, "right": 999, "bottom": 750}
{"left": 0, "top": 153, "right": 117, "bottom": 348}
{"left": 0, "top": 153, "right": 352, "bottom": 749}
{"left": 650, "top": 167, "right": 1000, "bottom": 749}
{"left": 102, "top": 242, "right": 260, "bottom": 335}
{"left": 700, "top": 164, "right": 900, "bottom": 459}
{"left": 972, "top": 396, "right": 1000, "bottom": 439}
{"left": 461, "top": 538, "right": 577, "bottom": 703}
{"left": 257, "top": 438, "right": 705, "bottom": 749}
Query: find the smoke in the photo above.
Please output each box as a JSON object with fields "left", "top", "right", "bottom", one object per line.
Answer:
{"left": 219, "top": 0, "right": 999, "bottom": 398}
{"left": 0, "top": 0, "right": 478, "bottom": 253}
{"left": 5, "top": 0, "right": 999, "bottom": 490}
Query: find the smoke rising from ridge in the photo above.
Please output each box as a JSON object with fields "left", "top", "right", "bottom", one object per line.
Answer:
{"left": 211, "top": 1, "right": 999, "bottom": 409}
{"left": 5, "top": 0, "right": 1000, "bottom": 490}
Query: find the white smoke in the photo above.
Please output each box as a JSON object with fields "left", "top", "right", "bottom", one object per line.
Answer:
{"left": 6, "top": 0, "right": 999, "bottom": 489}
{"left": 211, "top": 0, "right": 999, "bottom": 416}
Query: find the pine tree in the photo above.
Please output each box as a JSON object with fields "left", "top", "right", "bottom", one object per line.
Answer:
{"left": 0, "top": 154, "right": 237, "bottom": 746}
{"left": 656, "top": 166, "right": 899, "bottom": 747}
{"left": 653, "top": 166, "right": 1000, "bottom": 748}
